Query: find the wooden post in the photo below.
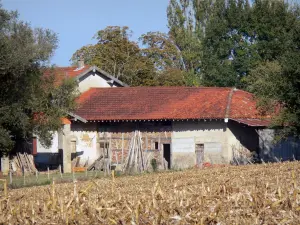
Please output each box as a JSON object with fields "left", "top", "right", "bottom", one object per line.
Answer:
{"left": 9, "top": 171, "right": 12, "bottom": 185}
{"left": 72, "top": 168, "right": 75, "bottom": 181}
{"left": 104, "top": 132, "right": 107, "bottom": 176}
{"left": 47, "top": 167, "right": 50, "bottom": 180}
{"left": 23, "top": 172, "right": 26, "bottom": 185}
{"left": 159, "top": 133, "right": 163, "bottom": 167}
{"left": 35, "top": 169, "right": 38, "bottom": 180}
{"left": 121, "top": 133, "right": 124, "bottom": 164}
{"left": 108, "top": 136, "right": 112, "bottom": 174}
{"left": 146, "top": 134, "right": 148, "bottom": 152}
{"left": 85, "top": 167, "right": 88, "bottom": 177}
{"left": 112, "top": 170, "right": 115, "bottom": 182}
{"left": 59, "top": 165, "right": 62, "bottom": 178}
{"left": 0, "top": 179, "right": 7, "bottom": 198}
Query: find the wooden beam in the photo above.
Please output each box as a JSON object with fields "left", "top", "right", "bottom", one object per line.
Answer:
{"left": 121, "top": 133, "right": 124, "bottom": 164}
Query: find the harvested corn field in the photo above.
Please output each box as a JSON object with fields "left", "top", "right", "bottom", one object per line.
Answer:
{"left": 1, "top": 162, "right": 300, "bottom": 224}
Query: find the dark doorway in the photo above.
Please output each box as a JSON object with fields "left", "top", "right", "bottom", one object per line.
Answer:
{"left": 163, "top": 144, "right": 171, "bottom": 169}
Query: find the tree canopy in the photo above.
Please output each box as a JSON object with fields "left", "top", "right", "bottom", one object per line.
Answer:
{"left": 0, "top": 5, "right": 78, "bottom": 154}
{"left": 71, "top": 26, "right": 157, "bottom": 86}
{"left": 167, "top": 0, "right": 300, "bottom": 137}
{"left": 70, "top": 0, "right": 300, "bottom": 137}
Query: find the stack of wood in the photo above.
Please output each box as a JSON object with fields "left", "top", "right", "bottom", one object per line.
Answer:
{"left": 11, "top": 153, "right": 37, "bottom": 174}
{"left": 123, "top": 131, "right": 147, "bottom": 174}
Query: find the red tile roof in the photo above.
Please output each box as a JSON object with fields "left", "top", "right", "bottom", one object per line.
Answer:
{"left": 43, "top": 65, "right": 90, "bottom": 84}
{"left": 75, "top": 87, "right": 267, "bottom": 122}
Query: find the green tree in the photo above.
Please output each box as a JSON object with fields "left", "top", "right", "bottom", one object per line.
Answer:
{"left": 201, "top": 0, "right": 260, "bottom": 88}
{"left": 0, "top": 5, "right": 78, "bottom": 154}
{"left": 71, "top": 26, "right": 156, "bottom": 86}
{"left": 167, "top": 0, "right": 202, "bottom": 85}
{"left": 140, "top": 31, "right": 185, "bottom": 86}
{"left": 246, "top": 2, "right": 300, "bottom": 137}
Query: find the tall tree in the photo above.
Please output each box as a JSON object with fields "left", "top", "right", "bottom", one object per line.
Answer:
{"left": 246, "top": 1, "right": 300, "bottom": 137}
{"left": 140, "top": 31, "right": 185, "bottom": 86}
{"left": 0, "top": 5, "right": 78, "bottom": 154}
{"left": 71, "top": 26, "right": 156, "bottom": 86}
{"left": 167, "top": 0, "right": 202, "bottom": 85}
{"left": 201, "top": 0, "right": 260, "bottom": 88}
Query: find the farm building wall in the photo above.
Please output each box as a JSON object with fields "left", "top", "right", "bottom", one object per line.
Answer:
{"left": 32, "top": 120, "right": 263, "bottom": 171}
{"left": 78, "top": 70, "right": 118, "bottom": 93}
{"left": 67, "top": 120, "right": 257, "bottom": 169}
{"left": 226, "top": 120, "right": 259, "bottom": 162}
{"left": 70, "top": 121, "right": 172, "bottom": 168}
{"left": 171, "top": 120, "right": 259, "bottom": 168}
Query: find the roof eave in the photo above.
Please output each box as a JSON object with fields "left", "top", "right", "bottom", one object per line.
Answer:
{"left": 68, "top": 112, "right": 87, "bottom": 123}
{"left": 75, "top": 66, "right": 129, "bottom": 87}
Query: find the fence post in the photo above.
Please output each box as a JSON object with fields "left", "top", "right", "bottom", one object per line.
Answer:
{"left": 47, "top": 167, "right": 50, "bottom": 180}
{"left": 72, "top": 168, "right": 75, "bottom": 181}
{"left": 9, "top": 171, "right": 12, "bottom": 185}
{"left": 59, "top": 165, "right": 62, "bottom": 179}
{"left": 0, "top": 179, "right": 8, "bottom": 198}
{"left": 23, "top": 172, "right": 26, "bottom": 186}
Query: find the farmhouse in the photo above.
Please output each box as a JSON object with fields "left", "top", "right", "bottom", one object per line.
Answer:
{"left": 2, "top": 63, "right": 299, "bottom": 174}
{"left": 67, "top": 86, "right": 285, "bottom": 171}
{"left": 32, "top": 63, "right": 300, "bottom": 173}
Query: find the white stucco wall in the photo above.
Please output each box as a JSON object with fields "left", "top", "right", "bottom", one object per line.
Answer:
{"left": 69, "top": 131, "right": 101, "bottom": 166}
{"left": 37, "top": 131, "right": 59, "bottom": 153}
{"left": 78, "top": 73, "right": 117, "bottom": 93}
{"left": 171, "top": 120, "right": 229, "bottom": 168}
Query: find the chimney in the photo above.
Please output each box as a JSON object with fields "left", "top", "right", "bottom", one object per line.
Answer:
{"left": 77, "top": 58, "right": 84, "bottom": 68}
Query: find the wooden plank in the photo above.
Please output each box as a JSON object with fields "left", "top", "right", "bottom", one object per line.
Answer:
{"left": 72, "top": 167, "right": 87, "bottom": 172}
{"left": 121, "top": 133, "right": 124, "bottom": 164}
{"left": 146, "top": 134, "right": 148, "bottom": 152}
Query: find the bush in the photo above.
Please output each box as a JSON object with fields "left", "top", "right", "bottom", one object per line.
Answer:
{"left": 150, "top": 158, "right": 157, "bottom": 172}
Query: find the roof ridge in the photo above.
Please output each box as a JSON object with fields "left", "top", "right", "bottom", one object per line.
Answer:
{"left": 225, "top": 88, "right": 236, "bottom": 118}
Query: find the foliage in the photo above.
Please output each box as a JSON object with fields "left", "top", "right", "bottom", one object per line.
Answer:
{"left": 167, "top": 0, "right": 300, "bottom": 137}
{"left": 140, "top": 31, "right": 186, "bottom": 86}
{"left": 167, "top": 0, "right": 202, "bottom": 85}
{"left": 0, "top": 5, "right": 78, "bottom": 154}
{"left": 245, "top": 1, "right": 300, "bottom": 137}
{"left": 150, "top": 158, "right": 158, "bottom": 172}
{"left": 71, "top": 26, "right": 156, "bottom": 86}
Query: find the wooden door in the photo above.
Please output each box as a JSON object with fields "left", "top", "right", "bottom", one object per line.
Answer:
{"left": 195, "top": 144, "right": 204, "bottom": 167}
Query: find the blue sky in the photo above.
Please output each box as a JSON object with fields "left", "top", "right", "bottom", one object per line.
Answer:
{"left": 2, "top": 0, "right": 170, "bottom": 66}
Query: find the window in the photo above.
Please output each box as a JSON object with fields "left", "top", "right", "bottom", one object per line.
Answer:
{"left": 99, "top": 141, "right": 109, "bottom": 158}
{"left": 155, "top": 142, "right": 159, "bottom": 150}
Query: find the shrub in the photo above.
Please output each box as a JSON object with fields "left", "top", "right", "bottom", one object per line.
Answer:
{"left": 150, "top": 158, "right": 157, "bottom": 172}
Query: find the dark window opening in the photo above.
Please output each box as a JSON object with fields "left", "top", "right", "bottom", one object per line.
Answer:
{"left": 99, "top": 141, "right": 109, "bottom": 158}
{"left": 163, "top": 144, "right": 171, "bottom": 169}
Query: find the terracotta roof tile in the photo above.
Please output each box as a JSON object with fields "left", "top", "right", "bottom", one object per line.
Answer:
{"left": 229, "top": 89, "right": 264, "bottom": 119}
{"left": 43, "top": 65, "right": 90, "bottom": 84}
{"left": 75, "top": 87, "right": 265, "bottom": 121}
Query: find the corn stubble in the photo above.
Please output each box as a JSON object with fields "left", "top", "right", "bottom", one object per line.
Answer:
{"left": 1, "top": 162, "right": 300, "bottom": 224}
